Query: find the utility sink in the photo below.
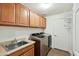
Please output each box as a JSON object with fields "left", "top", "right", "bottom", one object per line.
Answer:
{"left": 4, "top": 41, "right": 28, "bottom": 51}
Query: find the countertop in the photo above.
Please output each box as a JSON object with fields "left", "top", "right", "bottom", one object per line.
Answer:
{"left": 0, "top": 40, "right": 35, "bottom": 56}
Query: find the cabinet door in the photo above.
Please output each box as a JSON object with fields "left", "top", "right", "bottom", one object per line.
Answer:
{"left": 42, "top": 18, "right": 46, "bottom": 28}
{"left": 0, "top": 4, "right": 1, "bottom": 21}
{"left": 30, "top": 11, "right": 40, "bottom": 27}
{"left": 0, "top": 3, "right": 15, "bottom": 24}
{"left": 15, "top": 4, "right": 20, "bottom": 25}
{"left": 40, "top": 16, "right": 46, "bottom": 28}
{"left": 34, "top": 14, "right": 40, "bottom": 27}
{"left": 20, "top": 4, "right": 29, "bottom": 26}
{"left": 15, "top": 4, "right": 29, "bottom": 26}
{"left": 22, "top": 48, "right": 34, "bottom": 56}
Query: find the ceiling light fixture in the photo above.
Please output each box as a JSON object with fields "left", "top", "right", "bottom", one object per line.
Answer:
{"left": 40, "top": 3, "right": 52, "bottom": 10}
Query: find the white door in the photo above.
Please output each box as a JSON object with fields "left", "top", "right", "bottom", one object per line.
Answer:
{"left": 53, "top": 18, "right": 69, "bottom": 51}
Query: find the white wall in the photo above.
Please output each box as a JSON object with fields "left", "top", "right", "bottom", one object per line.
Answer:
{"left": 45, "top": 11, "right": 73, "bottom": 53}
{"left": 73, "top": 3, "right": 79, "bottom": 56}
{"left": 0, "top": 26, "right": 43, "bottom": 42}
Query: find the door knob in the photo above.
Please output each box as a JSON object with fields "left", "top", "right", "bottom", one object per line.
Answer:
{"left": 54, "top": 35, "right": 56, "bottom": 36}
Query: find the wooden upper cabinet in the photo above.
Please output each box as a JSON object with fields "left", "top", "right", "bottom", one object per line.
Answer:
{"left": 20, "top": 5, "right": 29, "bottom": 26}
{"left": 15, "top": 4, "right": 29, "bottom": 26}
{"left": 30, "top": 11, "right": 40, "bottom": 27}
{"left": 0, "top": 3, "right": 46, "bottom": 28}
{"left": 0, "top": 3, "right": 15, "bottom": 24}
{"left": 0, "top": 4, "right": 1, "bottom": 21}
{"left": 40, "top": 16, "right": 46, "bottom": 28}
{"left": 42, "top": 17, "right": 46, "bottom": 28}
{"left": 15, "top": 4, "right": 20, "bottom": 25}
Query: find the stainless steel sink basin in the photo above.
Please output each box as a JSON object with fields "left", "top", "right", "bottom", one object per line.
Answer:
{"left": 17, "top": 41, "right": 28, "bottom": 46}
{"left": 4, "top": 41, "right": 28, "bottom": 51}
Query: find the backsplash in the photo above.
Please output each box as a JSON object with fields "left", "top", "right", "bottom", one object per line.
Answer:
{"left": 0, "top": 26, "right": 44, "bottom": 42}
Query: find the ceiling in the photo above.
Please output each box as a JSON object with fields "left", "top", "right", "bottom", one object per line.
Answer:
{"left": 22, "top": 3, "right": 73, "bottom": 17}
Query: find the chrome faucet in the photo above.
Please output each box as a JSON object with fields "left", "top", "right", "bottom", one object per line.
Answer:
{"left": 11, "top": 38, "right": 17, "bottom": 44}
